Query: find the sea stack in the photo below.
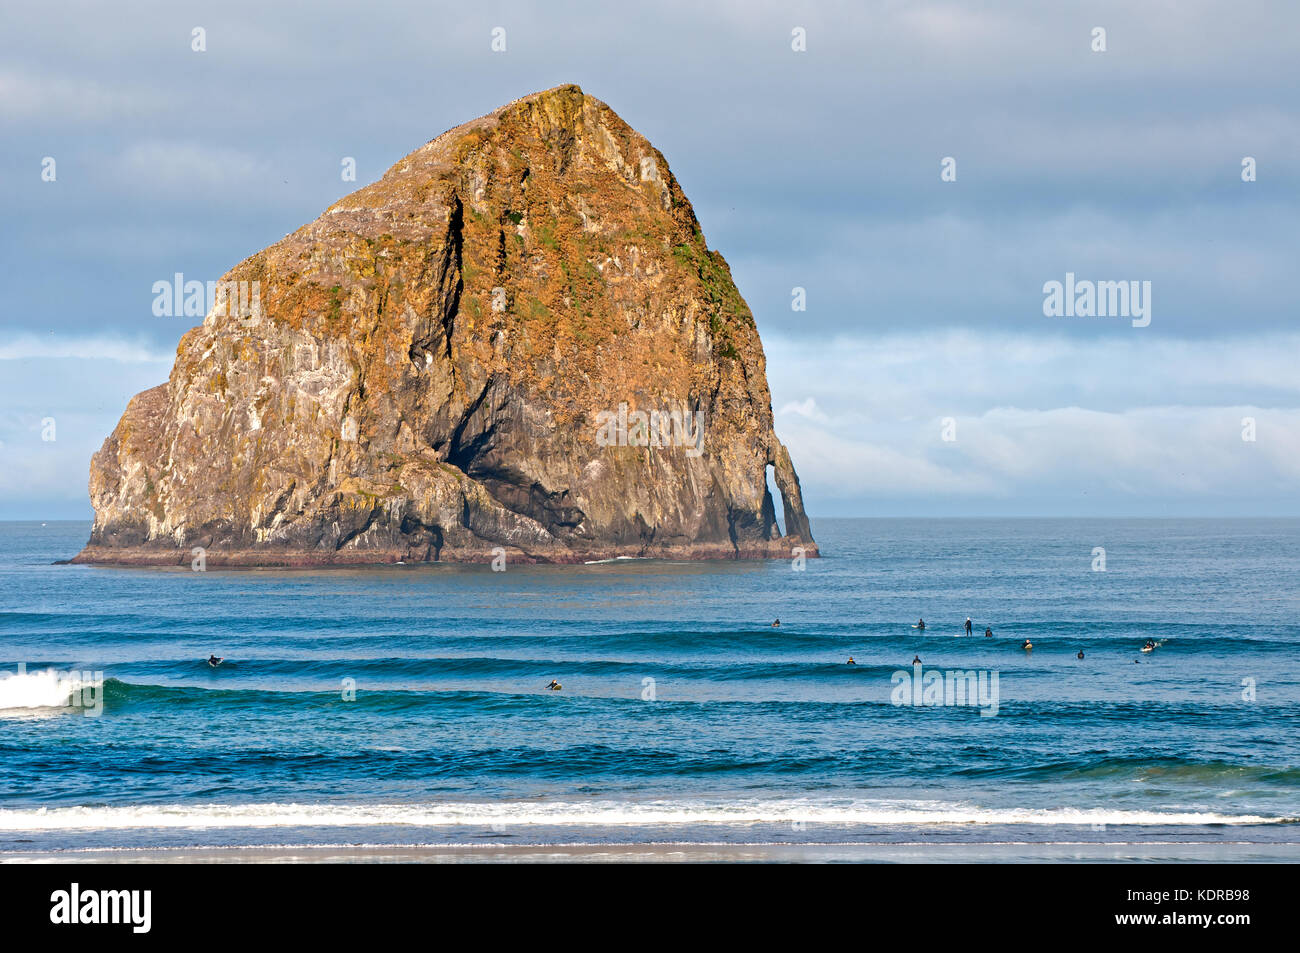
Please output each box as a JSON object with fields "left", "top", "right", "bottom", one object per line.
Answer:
{"left": 73, "top": 85, "right": 818, "bottom": 566}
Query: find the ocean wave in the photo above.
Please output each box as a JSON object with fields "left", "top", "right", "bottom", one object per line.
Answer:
{"left": 6, "top": 626, "right": 1297, "bottom": 659}
{"left": 22, "top": 678, "right": 1295, "bottom": 723}
{"left": 111, "top": 656, "right": 906, "bottom": 680}
{"left": 0, "top": 798, "right": 1290, "bottom": 832}
{"left": 0, "top": 670, "right": 93, "bottom": 710}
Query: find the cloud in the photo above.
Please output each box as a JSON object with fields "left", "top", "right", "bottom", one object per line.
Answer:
{"left": 777, "top": 397, "right": 828, "bottom": 424}
{"left": 767, "top": 332, "right": 1300, "bottom": 512}
{"left": 0, "top": 347, "right": 173, "bottom": 517}
{"left": 1, "top": 1, "right": 1297, "bottom": 516}
{"left": 0, "top": 67, "right": 170, "bottom": 123}
{"left": 0, "top": 335, "right": 174, "bottom": 363}
{"left": 110, "top": 141, "right": 273, "bottom": 195}
{"left": 766, "top": 331, "right": 1300, "bottom": 417}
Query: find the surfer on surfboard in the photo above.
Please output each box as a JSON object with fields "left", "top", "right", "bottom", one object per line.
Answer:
{"left": 207, "top": 655, "right": 223, "bottom": 667}
{"left": 914, "top": 619, "right": 925, "bottom": 630}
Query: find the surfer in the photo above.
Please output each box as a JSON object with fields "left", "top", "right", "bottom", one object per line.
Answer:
{"left": 846, "top": 656, "right": 856, "bottom": 665}
{"left": 984, "top": 627, "right": 992, "bottom": 638}
{"left": 547, "top": 680, "right": 562, "bottom": 691}
{"left": 1022, "top": 639, "right": 1033, "bottom": 651}
{"left": 1077, "top": 649, "right": 1084, "bottom": 659}
{"left": 207, "top": 655, "right": 223, "bottom": 667}
{"left": 772, "top": 618, "right": 780, "bottom": 628}
{"left": 964, "top": 617, "right": 973, "bottom": 636}
{"left": 912, "top": 655, "right": 922, "bottom": 665}
{"left": 1142, "top": 640, "right": 1156, "bottom": 653}
{"left": 915, "top": 618, "right": 925, "bottom": 630}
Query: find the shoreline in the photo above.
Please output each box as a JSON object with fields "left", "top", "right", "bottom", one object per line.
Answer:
{"left": 5, "top": 841, "right": 1296, "bottom": 864}
{"left": 64, "top": 539, "right": 818, "bottom": 568}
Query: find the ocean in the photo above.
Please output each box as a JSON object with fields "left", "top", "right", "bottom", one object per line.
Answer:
{"left": 1, "top": 518, "right": 1297, "bottom": 861}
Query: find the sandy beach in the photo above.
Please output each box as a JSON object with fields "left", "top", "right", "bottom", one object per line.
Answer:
{"left": 6, "top": 841, "right": 1297, "bottom": 864}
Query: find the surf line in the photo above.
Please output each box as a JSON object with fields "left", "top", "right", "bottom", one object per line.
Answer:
{"left": 891, "top": 661, "right": 999, "bottom": 717}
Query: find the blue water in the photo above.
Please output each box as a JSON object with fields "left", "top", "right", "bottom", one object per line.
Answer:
{"left": 1, "top": 519, "right": 1297, "bottom": 856}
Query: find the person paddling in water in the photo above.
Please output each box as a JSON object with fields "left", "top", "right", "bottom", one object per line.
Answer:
{"left": 1022, "top": 639, "right": 1033, "bottom": 651}
{"left": 912, "top": 655, "right": 922, "bottom": 665}
{"left": 771, "top": 618, "right": 780, "bottom": 628}
{"left": 915, "top": 619, "right": 925, "bottom": 630}
{"left": 547, "top": 680, "right": 562, "bottom": 691}
{"left": 984, "top": 627, "right": 993, "bottom": 638}
{"left": 965, "top": 617, "right": 973, "bottom": 636}
{"left": 846, "top": 656, "right": 856, "bottom": 665}
{"left": 207, "top": 655, "right": 223, "bottom": 667}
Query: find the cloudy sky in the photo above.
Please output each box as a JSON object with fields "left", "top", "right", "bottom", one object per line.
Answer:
{"left": 2, "top": 0, "right": 1297, "bottom": 518}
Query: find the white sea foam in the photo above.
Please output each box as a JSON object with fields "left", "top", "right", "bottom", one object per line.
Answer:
{"left": 0, "top": 670, "right": 80, "bottom": 710}
{"left": 0, "top": 799, "right": 1288, "bottom": 832}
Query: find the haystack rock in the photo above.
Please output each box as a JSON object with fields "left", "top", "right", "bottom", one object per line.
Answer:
{"left": 73, "top": 85, "right": 818, "bottom": 566}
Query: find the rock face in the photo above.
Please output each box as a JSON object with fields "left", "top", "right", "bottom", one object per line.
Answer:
{"left": 73, "top": 85, "right": 818, "bottom": 566}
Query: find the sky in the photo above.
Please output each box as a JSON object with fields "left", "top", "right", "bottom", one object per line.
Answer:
{"left": 1, "top": 0, "right": 1297, "bottom": 518}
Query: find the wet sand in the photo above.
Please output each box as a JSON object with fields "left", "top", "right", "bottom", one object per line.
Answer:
{"left": 4, "top": 841, "right": 1296, "bottom": 864}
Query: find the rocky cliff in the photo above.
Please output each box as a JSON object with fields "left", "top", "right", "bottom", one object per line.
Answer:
{"left": 73, "top": 85, "right": 817, "bottom": 566}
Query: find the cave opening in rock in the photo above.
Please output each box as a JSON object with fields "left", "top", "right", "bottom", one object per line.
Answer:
{"left": 765, "top": 463, "right": 785, "bottom": 539}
